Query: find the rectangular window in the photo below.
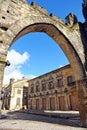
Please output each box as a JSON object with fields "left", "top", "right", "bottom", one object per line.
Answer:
{"left": 67, "top": 76, "right": 73, "bottom": 84}
{"left": 49, "top": 81, "right": 54, "bottom": 89}
{"left": 36, "top": 85, "right": 40, "bottom": 92}
{"left": 57, "top": 79, "right": 63, "bottom": 87}
{"left": 31, "top": 87, "right": 34, "bottom": 93}
{"left": 16, "top": 98, "right": 20, "bottom": 106}
{"left": 42, "top": 84, "right": 46, "bottom": 91}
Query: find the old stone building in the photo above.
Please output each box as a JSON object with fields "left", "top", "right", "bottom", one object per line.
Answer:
{"left": 28, "top": 64, "right": 79, "bottom": 111}
{"left": 4, "top": 77, "right": 28, "bottom": 110}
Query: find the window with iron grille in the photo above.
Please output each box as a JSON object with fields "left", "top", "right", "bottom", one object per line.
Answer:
{"left": 67, "top": 76, "right": 73, "bottom": 84}
{"left": 31, "top": 87, "right": 34, "bottom": 93}
{"left": 57, "top": 79, "right": 63, "bottom": 87}
{"left": 42, "top": 83, "right": 46, "bottom": 91}
{"left": 36, "top": 85, "right": 40, "bottom": 92}
{"left": 49, "top": 81, "right": 54, "bottom": 89}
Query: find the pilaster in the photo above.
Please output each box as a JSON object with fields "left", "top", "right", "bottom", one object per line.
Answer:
{"left": 77, "top": 79, "right": 87, "bottom": 127}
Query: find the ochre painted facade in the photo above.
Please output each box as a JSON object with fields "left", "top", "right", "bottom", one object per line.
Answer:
{"left": 4, "top": 78, "right": 28, "bottom": 110}
{"left": 28, "top": 65, "right": 79, "bottom": 111}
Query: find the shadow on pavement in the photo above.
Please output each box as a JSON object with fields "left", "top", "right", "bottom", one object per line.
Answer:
{"left": 1, "top": 110, "right": 83, "bottom": 128}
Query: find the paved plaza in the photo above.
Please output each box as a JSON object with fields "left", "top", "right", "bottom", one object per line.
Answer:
{"left": 0, "top": 110, "right": 87, "bottom": 130}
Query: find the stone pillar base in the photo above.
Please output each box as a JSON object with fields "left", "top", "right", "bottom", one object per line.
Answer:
{"left": 79, "top": 98, "right": 87, "bottom": 128}
{"left": 77, "top": 79, "right": 87, "bottom": 128}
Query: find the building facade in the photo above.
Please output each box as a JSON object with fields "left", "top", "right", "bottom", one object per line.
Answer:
{"left": 28, "top": 65, "right": 79, "bottom": 111}
{"left": 4, "top": 77, "right": 28, "bottom": 110}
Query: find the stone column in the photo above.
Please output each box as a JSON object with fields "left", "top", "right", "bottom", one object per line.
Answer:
{"left": 40, "top": 96, "right": 42, "bottom": 110}
{"left": 46, "top": 95, "right": 50, "bottom": 110}
{"left": 77, "top": 79, "right": 87, "bottom": 127}
{"left": 0, "top": 60, "right": 6, "bottom": 118}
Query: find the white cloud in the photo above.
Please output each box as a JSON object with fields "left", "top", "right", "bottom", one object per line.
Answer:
{"left": 59, "top": 65, "right": 63, "bottom": 68}
{"left": 26, "top": 74, "right": 36, "bottom": 79}
{"left": 3, "top": 49, "right": 30, "bottom": 84}
{"left": 7, "top": 49, "right": 29, "bottom": 65}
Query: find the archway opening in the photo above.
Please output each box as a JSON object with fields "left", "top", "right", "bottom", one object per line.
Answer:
{"left": 8, "top": 23, "right": 84, "bottom": 80}
{"left": 3, "top": 32, "right": 69, "bottom": 84}
{"left": 2, "top": 22, "right": 87, "bottom": 126}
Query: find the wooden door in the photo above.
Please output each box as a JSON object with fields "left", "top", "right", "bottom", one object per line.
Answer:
{"left": 69, "top": 95, "right": 78, "bottom": 110}
{"left": 42, "top": 98, "right": 46, "bottom": 110}
{"left": 59, "top": 96, "right": 65, "bottom": 110}
{"left": 30, "top": 99, "right": 33, "bottom": 109}
{"left": 50, "top": 97, "right": 55, "bottom": 110}
{"left": 36, "top": 99, "right": 40, "bottom": 110}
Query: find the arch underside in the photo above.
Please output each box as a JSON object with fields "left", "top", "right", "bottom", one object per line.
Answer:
{"left": 11, "top": 23, "right": 85, "bottom": 80}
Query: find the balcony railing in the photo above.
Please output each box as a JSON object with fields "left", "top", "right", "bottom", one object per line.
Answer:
{"left": 67, "top": 81, "right": 76, "bottom": 87}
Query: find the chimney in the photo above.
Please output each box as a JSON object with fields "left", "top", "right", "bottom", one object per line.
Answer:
{"left": 9, "top": 78, "right": 15, "bottom": 84}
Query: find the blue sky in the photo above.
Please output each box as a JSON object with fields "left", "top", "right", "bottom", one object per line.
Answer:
{"left": 28, "top": 0, "right": 84, "bottom": 22}
{"left": 3, "top": 0, "right": 85, "bottom": 84}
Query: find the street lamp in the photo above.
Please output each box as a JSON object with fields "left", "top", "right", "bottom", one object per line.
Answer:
{"left": 5, "top": 60, "right": 10, "bottom": 66}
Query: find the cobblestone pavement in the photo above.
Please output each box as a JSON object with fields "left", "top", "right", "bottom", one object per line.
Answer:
{"left": 0, "top": 111, "right": 87, "bottom": 130}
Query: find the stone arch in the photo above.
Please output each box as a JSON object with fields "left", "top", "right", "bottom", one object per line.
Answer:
{"left": 7, "top": 22, "right": 85, "bottom": 80}
{"left": 0, "top": 0, "right": 87, "bottom": 127}
{"left": 0, "top": 0, "right": 86, "bottom": 80}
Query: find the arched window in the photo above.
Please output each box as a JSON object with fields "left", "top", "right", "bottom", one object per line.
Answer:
{"left": 36, "top": 80, "right": 40, "bottom": 92}
{"left": 41, "top": 79, "right": 46, "bottom": 91}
